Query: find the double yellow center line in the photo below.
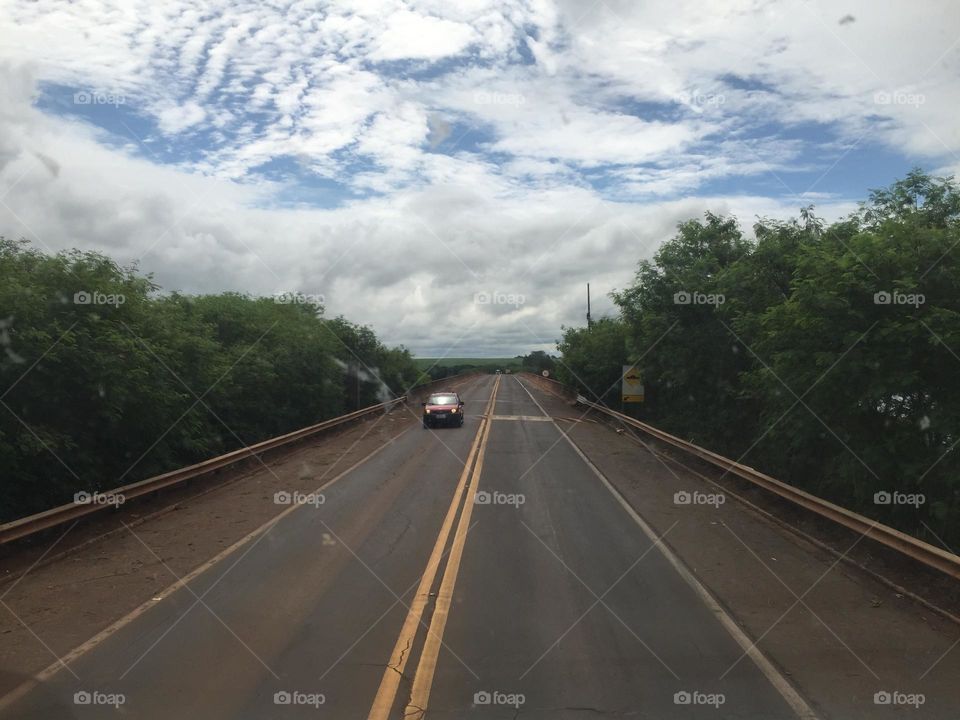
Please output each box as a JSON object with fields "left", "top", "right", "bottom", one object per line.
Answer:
{"left": 366, "top": 374, "right": 500, "bottom": 720}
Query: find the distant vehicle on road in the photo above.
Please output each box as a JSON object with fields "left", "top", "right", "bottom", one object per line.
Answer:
{"left": 495, "top": 369, "right": 501, "bottom": 374}
{"left": 422, "top": 391, "right": 465, "bottom": 428}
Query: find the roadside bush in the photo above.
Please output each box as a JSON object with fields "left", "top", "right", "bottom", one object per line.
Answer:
{"left": 559, "top": 171, "right": 960, "bottom": 547}
{"left": 0, "top": 239, "right": 419, "bottom": 522}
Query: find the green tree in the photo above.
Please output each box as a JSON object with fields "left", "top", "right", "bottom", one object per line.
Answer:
{"left": 517, "top": 350, "right": 556, "bottom": 374}
{"left": 744, "top": 174, "right": 960, "bottom": 542}
{"left": 566, "top": 172, "right": 960, "bottom": 546}
{"left": 555, "top": 318, "right": 629, "bottom": 405}
{"left": 0, "top": 239, "right": 417, "bottom": 522}
{"left": 613, "top": 213, "right": 752, "bottom": 449}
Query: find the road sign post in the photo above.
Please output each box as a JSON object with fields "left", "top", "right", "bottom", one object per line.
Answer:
{"left": 621, "top": 365, "right": 644, "bottom": 404}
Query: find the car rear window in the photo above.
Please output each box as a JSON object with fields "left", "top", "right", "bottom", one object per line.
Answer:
{"left": 428, "top": 394, "right": 458, "bottom": 405}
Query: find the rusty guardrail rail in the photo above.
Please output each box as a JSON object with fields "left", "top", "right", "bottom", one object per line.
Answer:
{"left": 576, "top": 394, "right": 960, "bottom": 581}
{"left": 0, "top": 397, "right": 408, "bottom": 545}
{"left": 518, "top": 371, "right": 577, "bottom": 400}
{"left": 0, "top": 370, "right": 489, "bottom": 546}
{"left": 516, "top": 372, "right": 960, "bottom": 581}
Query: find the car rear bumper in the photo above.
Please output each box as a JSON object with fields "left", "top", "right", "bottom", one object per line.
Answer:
{"left": 423, "top": 412, "right": 462, "bottom": 427}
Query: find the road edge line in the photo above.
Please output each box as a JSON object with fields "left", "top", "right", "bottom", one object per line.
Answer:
{"left": 514, "top": 376, "right": 820, "bottom": 720}
{"left": 0, "top": 424, "right": 414, "bottom": 714}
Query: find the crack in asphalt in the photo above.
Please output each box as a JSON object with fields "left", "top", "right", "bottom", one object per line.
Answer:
{"left": 355, "top": 637, "right": 412, "bottom": 681}
{"left": 393, "top": 638, "right": 411, "bottom": 674}
{"left": 404, "top": 701, "right": 426, "bottom": 719}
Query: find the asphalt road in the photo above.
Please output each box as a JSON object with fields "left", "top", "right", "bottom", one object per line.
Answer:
{"left": 1, "top": 375, "right": 814, "bottom": 719}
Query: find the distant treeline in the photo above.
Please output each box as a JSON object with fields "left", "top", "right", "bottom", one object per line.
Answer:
{"left": 420, "top": 364, "right": 490, "bottom": 381}
{"left": 0, "top": 239, "right": 421, "bottom": 522}
{"left": 557, "top": 170, "right": 960, "bottom": 547}
{"left": 415, "top": 351, "right": 556, "bottom": 382}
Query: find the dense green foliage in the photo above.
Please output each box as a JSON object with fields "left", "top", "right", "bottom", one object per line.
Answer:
{"left": 555, "top": 319, "right": 629, "bottom": 404}
{"left": 515, "top": 350, "right": 556, "bottom": 375}
{"left": 558, "top": 171, "right": 960, "bottom": 546}
{"left": 0, "top": 239, "right": 419, "bottom": 522}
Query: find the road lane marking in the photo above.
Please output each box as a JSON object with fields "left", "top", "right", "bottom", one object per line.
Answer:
{"left": 367, "top": 374, "right": 500, "bottom": 720}
{"left": 0, "top": 423, "right": 415, "bottom": 714}
{"left": 513, "top": 376, "right": 820, "bottom": 720}
{"left": 402, "top": 375, "right": 499, "bottom": 719}
{"left": 489, "top": 414, "right": 554, "bottom": 421}
{"left": 487, "top": 414, "right": 594, "bottom": 423}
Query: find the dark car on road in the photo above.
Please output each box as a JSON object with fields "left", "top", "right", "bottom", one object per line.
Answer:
{"left": 422, "top": 391, "right": 465, "bottom": 428}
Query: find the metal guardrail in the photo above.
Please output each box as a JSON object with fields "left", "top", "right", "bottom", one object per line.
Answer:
{"left": 570, "top": 394, "right": 960, "bottom": 581}
{"left": 515, "top": 373, "right": 960, "bottom": 581}
{"left": 0, "top": 398, "right": 407, "bottom": 545}
{"left": 518, "top": 372, "right": 576, "bottom": 400}
{"left": 0, "top": 371, "right": 490, "bottom": 546}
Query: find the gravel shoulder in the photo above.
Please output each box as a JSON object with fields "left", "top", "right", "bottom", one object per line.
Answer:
{"left": 519, "top": 376, "right": 960, "bottom": 720}
{"left": 0, "top": 400, "right": 426, "bottom": 696}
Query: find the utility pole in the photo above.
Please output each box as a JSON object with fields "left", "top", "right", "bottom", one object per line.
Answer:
{"left": 586, "top": 283, "right": 592, "bottom": 328}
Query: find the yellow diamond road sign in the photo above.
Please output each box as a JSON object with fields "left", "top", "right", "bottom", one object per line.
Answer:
{"left": 622, "top": 365, "right": 644, "bottom": 403}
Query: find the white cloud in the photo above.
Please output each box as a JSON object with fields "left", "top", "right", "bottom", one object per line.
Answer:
{"left": 0, "top": 65, "right": 861, "bottom": 356}
{"left": 155, "top": 101, "right": 207, "bottom": 134}
{"left": 492, "top": 110, "right": 699, "bottom": 166}
{"left": 371, "top": 10, "right": 477, "bottom": 60}
{"left": 0, "top": 1, "right": 957, "bottom": 354}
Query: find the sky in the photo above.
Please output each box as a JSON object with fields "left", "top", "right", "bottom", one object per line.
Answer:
{"left": 0, "top": 0, "right": 958, "bottom": 357}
